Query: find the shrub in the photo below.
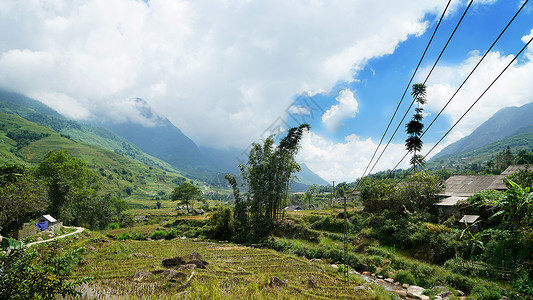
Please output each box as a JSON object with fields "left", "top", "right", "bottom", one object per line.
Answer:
{"left": 150, "top": 230, "right": 167, "bottom": 240}
{"left": 393, "top": 270, "right": 416, "bottom": 285}
{"left": 117, "top": 232, "right": 131, "bottom": 240}
{"left": 107, "top": 222, "right": 119, "bottom": 230}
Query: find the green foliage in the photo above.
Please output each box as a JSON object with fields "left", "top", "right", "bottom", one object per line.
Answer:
{"left": 210, "top": 206, "right": 235, "bottom": 240}
{"left": 491, "top": 179, "right": 533, "bottom": 229}
{"left": 224, "top": 124, "right": 309, "bottom": 241}
{"left": 0, "top": 242, "right": 92, "bottom": 299}
{"left": 406, "top": 83, "right": 427, "bottom": 171}
{"left": 35, "top": 150, "right": 100, "bottom": 224}
{"left": 0, "top": 236, "right": 25, "bottom": 251}
{"left": 393, "top": 270, "right": 416, "bottom": 285}
{"left": 171, "top": 182, "right": 201, "bottom": 213}
{"left": 107, "top": 222, "right": 120, "bottom": 230}
{"left": 6, "top": 128, "right": 50, "bottom": 150}
{"left": 0, "top": 163, "right": 49, "bottom": 235}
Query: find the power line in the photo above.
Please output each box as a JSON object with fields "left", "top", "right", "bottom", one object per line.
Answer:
{"left": 360, "top": 0, "right": 452, "bottom": 178}
{"left": 365, "top": 0, "right": 474, "bottom": 177}
{"left": 421, "top": 35, "right": 533, "bottom": 162}
{"left": 389, "top": 0, "right": 529, "bottom": 174}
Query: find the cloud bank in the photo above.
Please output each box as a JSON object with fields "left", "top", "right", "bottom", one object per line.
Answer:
{"left": 0, "top": 0, "right": 448, "bottom": 150}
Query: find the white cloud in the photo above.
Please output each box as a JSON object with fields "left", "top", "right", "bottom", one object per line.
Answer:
{"left": 0, "top": 0, "right": 452, "bottom": 149}
{"left": 298, "top": 131, "right": 444, "bottom": 182}
{"left": 322, "top": 89, "right": 359, "bottom": 132}
{"left": 420, "top": 31, "right": 533, "bottom": 146}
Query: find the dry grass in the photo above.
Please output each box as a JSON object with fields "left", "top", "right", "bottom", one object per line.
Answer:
{"left": 68, "top": 232, "right": 392, "bottom": 299}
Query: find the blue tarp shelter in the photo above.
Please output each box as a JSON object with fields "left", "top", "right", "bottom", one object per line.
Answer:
{"left": 35, "top": 214, "right": 57, "bottom": 231}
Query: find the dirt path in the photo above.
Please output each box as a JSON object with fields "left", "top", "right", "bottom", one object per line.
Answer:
{"left": 26, "top": 226, "right": 85, "bottom": 247}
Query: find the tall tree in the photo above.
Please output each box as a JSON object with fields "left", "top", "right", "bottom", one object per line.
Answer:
{"left": 34, "top": 150, "right": 119, "bottom": 229}
{"left": 405, "top": 83, "right": 427, "bottom": 172}
{"left": 0, "top": 163, "right": 48, "bottom": 235}
{"left": 171, "top": 182, "right": 201, "bottom": 213}
{"left": 229, "top": 124, "right": 310, "bottom": 237}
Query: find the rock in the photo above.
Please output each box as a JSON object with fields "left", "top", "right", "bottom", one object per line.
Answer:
{"left": 384, "top": 278, "right": 394, "bottom": 284}
{"left": 438, "top": 291, "right": 453, "bottom": 299}
{"left": 407, "top": 285, "right": 426, "bottom": 299}
{"left": 178, "top": 264, "right": 197, "bottom": 271}
{"left": 393, "top": 290, "right": 407, "bottom": 297}
{"left": 377, "top": 275, "right": 383, "bottom": 279}
{"left": 130, "top": 253, "right": 154, "bottom": 258}
{"left": 86, "top": 246, "right": 96, "bottom": 251}
{"left": 161, "top": 269, "right": 187, "bottom": 281}
{"left": 36, "top": 237, "right": 43, "bottom": 242}
{"left": 269, "top": 276, "right": 284, "bottom": 287}
{"left": 330, "top": 264, "right": 338, "bottom": 269}
{"left": 310, "top": 258, "right": 323, "bottom": 263}
{"left": 362, "top": 271, "right": 372, "bottom": 276}
{"left": 304, "top": 276, "right": 317, "bottom": 287}
{"left": 500, "top": 297, "right": 509, "bottom": 300}
{"left": 162, "top": 256, "right": 186, "bottom": 267}
{"left": 434, "top": 296, "right": 442, "bottom": 300}
{"left": 186, "top": 252, "right": 203, "bottom": 260}
{"left": 402, "top": 283, "right": 410, "bottom": 289}
{"left": 456, "top": 290, "right": 465, "bottom": 296}
{"left": 188, "top": 259, "right": 209, "bottom": 269}
{"left": 431, "top": 286, "right": 449, "bottom": 295}
{"left": 336, "top": 211, "right": 348, "bottom": 219}
{"left": 419, "top": 296, "right": 430, "bottom": 300}
{"left": 354, "top": 286, "right": 367, "bottom": 290}
{"left": 132, "top": 271, "right": 152, "bottom": 282}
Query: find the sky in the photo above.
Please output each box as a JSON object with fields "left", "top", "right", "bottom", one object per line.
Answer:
{"left": 0, "top": 0, "right": 532, "bottom": 182}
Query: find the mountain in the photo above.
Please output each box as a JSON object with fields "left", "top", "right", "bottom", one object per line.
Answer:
{"left": 0, "top": 112, "right": 189, "bottom": 199}
{"left": 0, "top": 90, "right": 180, "bottom": 173}
{"left": 0, "top": 89, "right": 328, "bottom": 187}
{"left": 297, "top": 163, "right": 329, "bottom": 186}
{"left": 432, "top": 101, "right": 533, "bottom": 159}
{"left": 98, "top": 98, "right": 213, "bottom": 180}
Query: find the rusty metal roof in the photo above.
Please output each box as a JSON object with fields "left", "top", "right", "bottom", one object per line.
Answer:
{"left": 444, "top": 175, "right": 495, "bottom": 197}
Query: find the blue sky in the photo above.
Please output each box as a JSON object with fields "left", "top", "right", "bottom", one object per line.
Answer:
{"left": 0, "top": 0, "right": 532, "bottom": 181}
{"left": 309, "top": 0, "right": 532, "bottom": 144}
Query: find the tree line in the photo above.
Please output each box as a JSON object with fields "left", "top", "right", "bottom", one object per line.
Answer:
{"left": 0, "top": 150, "right": 128, "bottom": 236}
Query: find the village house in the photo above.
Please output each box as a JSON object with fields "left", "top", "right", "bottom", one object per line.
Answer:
{"left": 434, "top": 165, "right": 530, "bottom": 223}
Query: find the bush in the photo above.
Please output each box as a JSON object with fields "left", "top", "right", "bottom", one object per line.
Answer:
{"left": 393, "top": 270, "right": 416, "bottom": 285}
{"left": 150, "top": 230, "right": 167, "bottom": 240}
{"left": 0, "top": 242, "right": 92, "bottom": 299}
{"left": 107, "top": 222, "right": 119, "bottom": 230}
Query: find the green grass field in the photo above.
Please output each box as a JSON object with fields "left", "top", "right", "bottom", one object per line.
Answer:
{"left": 64, "top": 231, "right": 393, "bottom": 299}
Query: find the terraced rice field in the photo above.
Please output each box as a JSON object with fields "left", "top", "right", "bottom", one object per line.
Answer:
{"left": 70, "top": 232, "right": 391, "bottom": 299}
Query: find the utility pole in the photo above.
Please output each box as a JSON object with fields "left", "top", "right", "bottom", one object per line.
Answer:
{"left": 343, "top": 196, "right": 348, "bottom": 282}
{"left": 331, "top": 181, "right": 335, "bottom": 210}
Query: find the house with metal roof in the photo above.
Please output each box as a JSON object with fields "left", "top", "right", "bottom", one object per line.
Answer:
{"left": 434, "top": 165, "right": 531, "bottom": 221}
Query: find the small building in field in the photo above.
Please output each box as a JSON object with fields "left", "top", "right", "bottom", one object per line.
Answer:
{"left": 434, "top": 175, "right": 495, "bottom": 219}
{"left": 283, "top": 205, "right": 303, "bottom": 212}
{"left": 135, "top": 215, "right": 148, "bottom": 221}
{"left": 36, "top": 214, "right": 58, "bottom": 231}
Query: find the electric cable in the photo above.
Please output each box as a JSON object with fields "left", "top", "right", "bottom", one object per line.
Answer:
{"left": 365, "top": 0, "right": 474, "bottom": 177}
{"left": 388, "top": 0, "right": 529, "bottom": 174}
{"left": 360, "top": 0, "right": 452, "bottom": 178}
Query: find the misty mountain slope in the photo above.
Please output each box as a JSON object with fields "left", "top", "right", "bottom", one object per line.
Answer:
{"left": 0, "top": 112, "right": 189, "bottom": 198}
{"left": 432, "top": 101, "right": 533, "bottom": 159}
{"left": 426, "top": 131, "right": 533, "bottom": 171}
{"left": 199, "top": 146, "right": 328, "bottom": 187}
{"left": 0, "top": 90, "right": 181, "bottom": 173}
{"left": 99, "top": 98, "right": 215, "bottom": 179}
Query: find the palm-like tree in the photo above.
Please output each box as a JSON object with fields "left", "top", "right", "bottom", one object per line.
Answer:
{"left": 405, "top": 83, "right": 427, "bottom": 172}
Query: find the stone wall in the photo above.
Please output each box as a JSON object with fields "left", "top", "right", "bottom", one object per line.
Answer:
{"left": 17, "top": 223, "right": 37, "bottom": 239}
{"left": 17, "top": 222, "right": 64, "bottom": 239}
